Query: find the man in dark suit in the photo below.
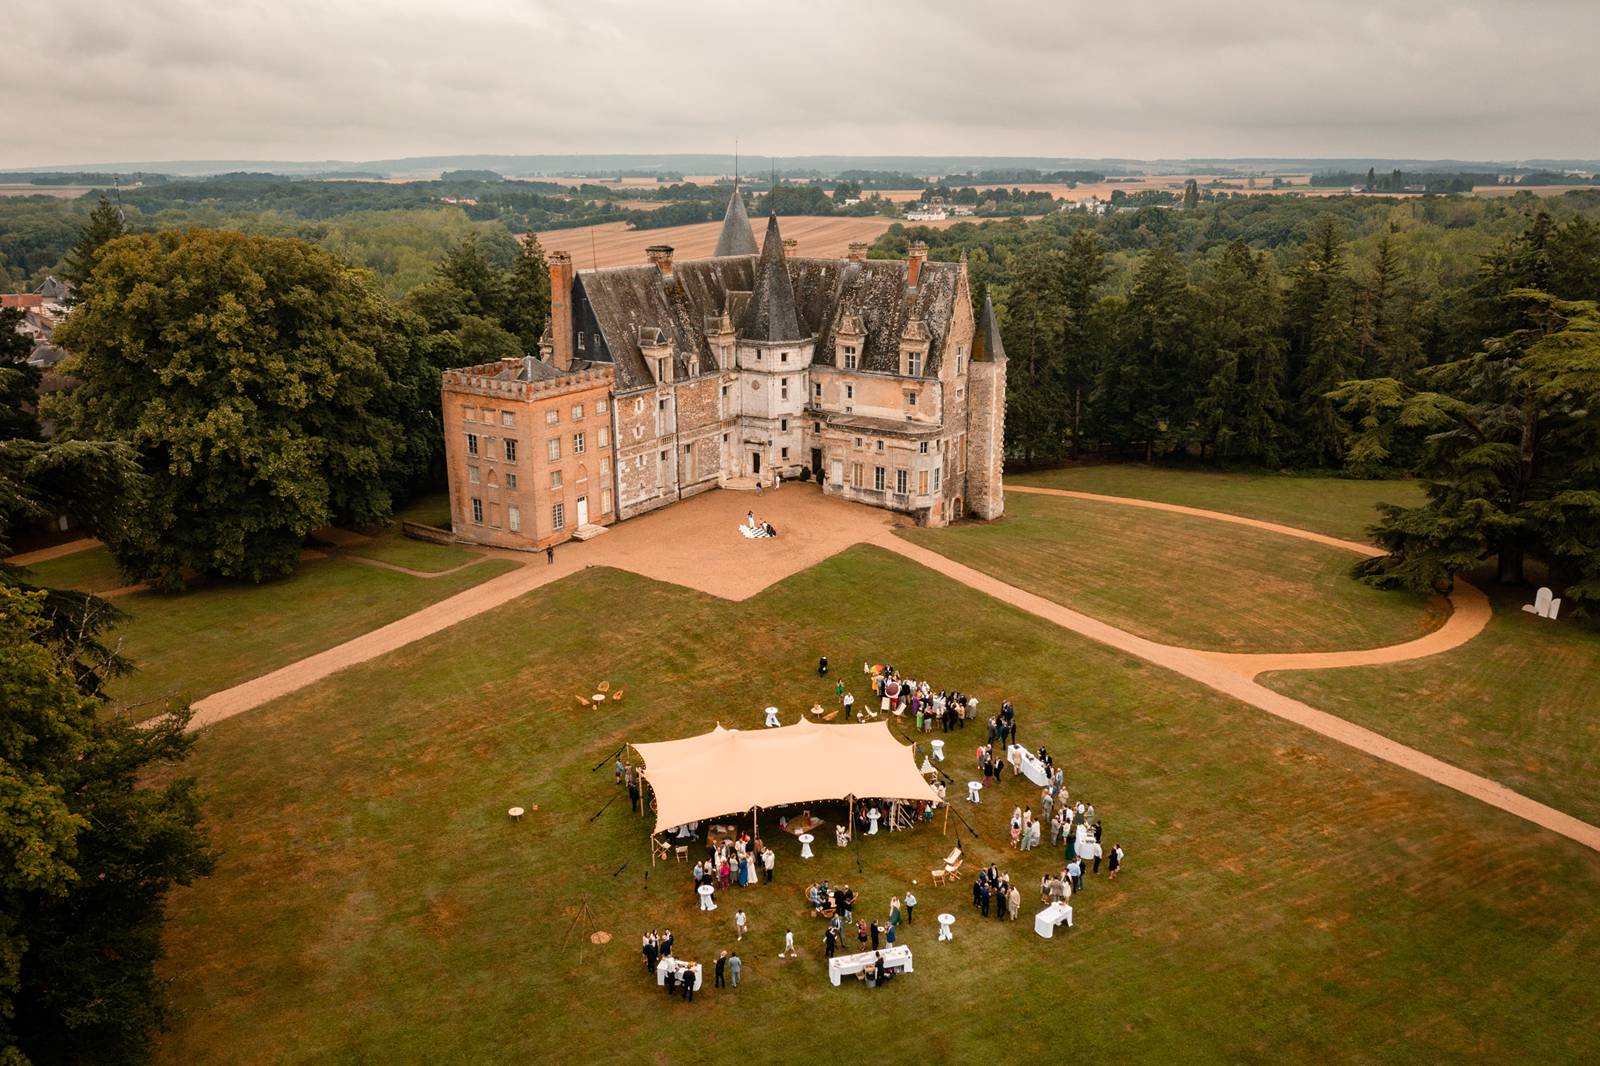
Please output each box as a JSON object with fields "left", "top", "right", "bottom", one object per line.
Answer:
{"left": 664, "top": 966, "right": 676, "bottom": 996}
{"left": 874, "top": 953, "right": 888, "bottom": 985}
{"left": 825, "top": 927, "right": 837, "bottom": 959}
{"left": 682, "top": 967, "right": 694, "bottom": 1001}
{"left": 869, "top": 921, "right": 880, "bottom": 951}
{"left": 715, "top": 951, "right": 727, "bottom": 988}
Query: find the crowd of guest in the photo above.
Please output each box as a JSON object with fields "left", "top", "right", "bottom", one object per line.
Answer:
{"left": 689, "top": 830, "right": 773, "bottom": 901}
{"left": 971, "top": 864, "right": 1022, "bottom": 921}
{"left": 836, "top": 662, "right": 979, "bottom": 731}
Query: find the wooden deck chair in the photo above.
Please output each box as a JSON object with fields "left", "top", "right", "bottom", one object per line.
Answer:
{"left": 943, "top": 846, "right": 962, "bottom": 867}
{"left": 674, "top": 845, "right": 688, "bottom": 863}
{"left": 576, "top": 695, "right": 591, "bottom": 707}
{"left": 944, "top": 858, "right": 964, "bottom": 878}
{"left": 930, "top": 868, "right": 947, "bottom": 886}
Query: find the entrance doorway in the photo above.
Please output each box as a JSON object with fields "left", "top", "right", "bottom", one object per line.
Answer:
{"left": 811, "top": 448, "right": 823, "bottom": 481}
{"left": 576, "top": 496, "right": 589, "bottom": 526}
{"left": 750, "top": 451, "right": 761, "bottom": 476}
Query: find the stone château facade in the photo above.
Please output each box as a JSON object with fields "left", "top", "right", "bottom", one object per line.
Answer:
{"left": 441, "top": 188, "right": 1006, "bottom": 549}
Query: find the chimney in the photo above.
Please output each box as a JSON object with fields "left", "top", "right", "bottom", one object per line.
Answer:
{"left": 548, "top": 251, "right": 574, "bottom": 371}
{"left": 782, "top": 238, "right": 798, "bottom": 255}
{"left": 847, "top": 241, "right": 868, "bottom": 263}
{"left": 646, "top": 244, "right": 674, "bottom": 279}
{"left": 907, "top": 240, "right": 928, "bottom": 288}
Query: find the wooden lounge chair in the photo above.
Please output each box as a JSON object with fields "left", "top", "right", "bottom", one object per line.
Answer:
{"left": 944, "top": 858, "right": 964, "bottom": 878}
{"left": 576, "top": 695, "right": 591, "bottom": 707}
{"left": 943, "top": 846, "right": 962, "bottom": 867}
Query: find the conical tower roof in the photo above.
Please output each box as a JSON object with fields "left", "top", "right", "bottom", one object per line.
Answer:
{"left": 714, "top": 183, "right": 758, "bottom": 257}
{"left": 739, "top": 214, "right": 805, "bottom": 342}
{"left": 971, "top": 294, "right": 1006, "bottom": 363}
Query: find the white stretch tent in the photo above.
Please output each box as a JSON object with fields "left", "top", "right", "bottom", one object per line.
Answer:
{"left": 635, "top": 719, "right": 940, "bottom": 835}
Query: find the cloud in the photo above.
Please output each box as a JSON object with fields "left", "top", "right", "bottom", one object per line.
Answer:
{"left": 2, "top": 0, "right": 1596, "bottom": 167}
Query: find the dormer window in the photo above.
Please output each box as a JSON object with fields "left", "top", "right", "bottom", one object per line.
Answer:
{"left": 688, "top": 356, "right": 700, "bottom": 376}
{"left": 906, "top": 352, "right": 923, "bottom": 377}
{"left": 844, "top": 346, "right": 858, "bottom": 370}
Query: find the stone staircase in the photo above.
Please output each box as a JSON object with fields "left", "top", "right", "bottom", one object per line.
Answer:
{"left": 570, "top": 523, "right": 610, "bottom": 541}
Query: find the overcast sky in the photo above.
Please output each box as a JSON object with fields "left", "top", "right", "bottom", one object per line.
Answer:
{"left": 5, "top": 0, "right": 1598, "bottom": 168}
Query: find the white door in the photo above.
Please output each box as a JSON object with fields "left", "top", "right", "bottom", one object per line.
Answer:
{"left": 576, "top": 496, "right": 589, "bottom": 526}
{"left": 830, "top": 460, "right": 843, "bottom": 486}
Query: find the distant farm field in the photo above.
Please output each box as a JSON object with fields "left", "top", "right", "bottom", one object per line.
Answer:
{"left": 533, "top": 215, "right": 968, "bottom": 269}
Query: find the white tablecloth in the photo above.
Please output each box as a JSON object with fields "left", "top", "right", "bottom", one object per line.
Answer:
{"left": 655, "top": 960, "right": 704, "bottom": 990}
{"left": 828, "top": 945, "right": 913, "bottom": 986}
{"left": 1034, "top": 902, "right": 1073, "bottom": 938}
{"left": 1006, "top": 744, "right": 1051, "bottom": 787}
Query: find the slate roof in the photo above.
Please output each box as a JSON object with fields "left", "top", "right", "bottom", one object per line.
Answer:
{"left": 972, "top": 295, "right": 1006, "bottom": 363}
{"left": 571, "top": 216, "right": 966, "bottom": 391}
{"left": 740, "top": 215, "right": 806, "bottom": 343}
{"left": 713, "top": 184, "right": 759, "bottom": 257}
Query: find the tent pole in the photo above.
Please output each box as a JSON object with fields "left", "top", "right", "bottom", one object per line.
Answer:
{"left": 848, "top": 794, "right": 854, "bottom": 839}
{"left": 943, "top": 799, "right": 950, "bottom": 837}
{"left": 752, "top": 806, "right": 759, "bottom": 841}
{"left": 650, "top": 832, "right": 656, "bottom": 867}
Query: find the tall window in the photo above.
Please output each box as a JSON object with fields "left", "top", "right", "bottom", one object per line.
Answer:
{"left": 595, "top": 398, "right": 607, "bottom": 414}
{"left": 550, "top": 470, "right": 562, "bottom": 489}
{"left": 896, "top": 468, "right": 909, "bottom": 494}
{"left": 905, "top": 391, "right": 918, "bottom": 407}
{"left": 552, "top": 503, "right": 565, "bottom": 530}
{"left": 547, "top": 437, "right": 561, "bottom": 462}
{"left": 852, "top": 462, "right": 863, "bottom": 487}
{"left": 934, "top": 466, "right": 941, "bottom": 490}
{"left": 598, "top": 427, "right": 610, "bottom": 448}
{"left": 907, "top": 352, "right": 922, "bottom": 376}
{"left": 874, "top": 466, "right": 886, "bottom": 492}
{"left": 508, "top": 505, "right": 521, "bottom": 533}
{"left": 506, "top": 473, "right": 518, "bottom": 489}
{"left": 501, "top": 410, "right": 514, "bottom": 427}
{"left": 546, "top": 409, "right": 559, "bottom": 425}
{"left": 602, "top": 489, "right": 612, "bottom": 513}
{"left": 467, "top": 433, "right": 478, "bottom": 456}
{"left": 845, "top": 384, "right": 854, "bottom": 400}
{"left": 780, "top": 378, "right": 789, "bottom": 400}
{"left": 573, "top": 432, "right": 586, "bottom": 455}
{"left": 844, "top": 346, "right": 858, "bottom": 370}
{"left": 918, "top": 470, "right": 929, "bottom": 495}
{"left": 471, "top": 497, "right": 483, "bottom": 523}
{"left": 813, "top": 381, "right": 822, "bottom": 400}
{"left": 468, "top": 466, "right": 480, "bottom": 484}
{"left": 503, "top": 439, "right": 517, "bottom": 462}
{"left": 572, "top": 404, "right": 584, "bottom": 421}
{"left": 919, "top": 441, "right": 929, "bottom": 454}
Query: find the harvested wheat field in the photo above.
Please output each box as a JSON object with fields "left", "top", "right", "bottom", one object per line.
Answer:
{"left": 533, "top": 215, "right": 966, "bottom": 269}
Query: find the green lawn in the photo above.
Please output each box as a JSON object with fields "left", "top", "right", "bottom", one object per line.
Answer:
{"left": 1265, "top": 575, "right": 1600, "bottom": 826}
{"left": 17, "top": 544, "right": 131, "bottom": 593}
{"left": 900, "top": 491, "right": 1447, "bottom": 653}
{"left": 24, "top": 527, "right": 514, "bottom": 718}
{"left": 1010, "top": 464, "right": 1426, "bottom": 542}
{"left": 342, "top": 529, "right": 483, "bottom": 573}
{"left": 94, "top": 555, "right": 513, "bottom": 716}
{"left": 153, "top": 549, "right": 1600, "bottom": 1064}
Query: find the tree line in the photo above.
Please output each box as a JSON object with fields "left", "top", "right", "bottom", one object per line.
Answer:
{"left": 981, "top": 202, "right": 1600, "bottom": 609}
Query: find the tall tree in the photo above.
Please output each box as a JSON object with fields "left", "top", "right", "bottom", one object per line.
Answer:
{"left": 0, "top": 440, "right": 211, "bottom": 1066}
{"left": 1335, "top": 291, "right": 1600, "bottom": 598}
{"left": 1284, "top": 217, "right": 1357, "bottom": 464}
{"left": 49, "top": 229, "right": 434, "bottom": 589}
{"left": 1, "top": 306, "right": 41, "bottom": 440}
{"left": 1181, "top": 179, "right": 1200, "bottom": 210}
{"left": 1059, "top": 229, "right": 1108, "bottom": 459}
{"left": 1097, "top": 242, "right": 1197, "bottom": 461}
{"left": 1195, "top": 241, "right": 1287, "bottom": 463}
{"left": 1356, "top": 235, "right": 1423, "bottom": 380}
{"left": 58, "top": 196, "right": 127, "bottom": 288}
{"left": 999, "top": 249, "right": 1067, "bottom": 466}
